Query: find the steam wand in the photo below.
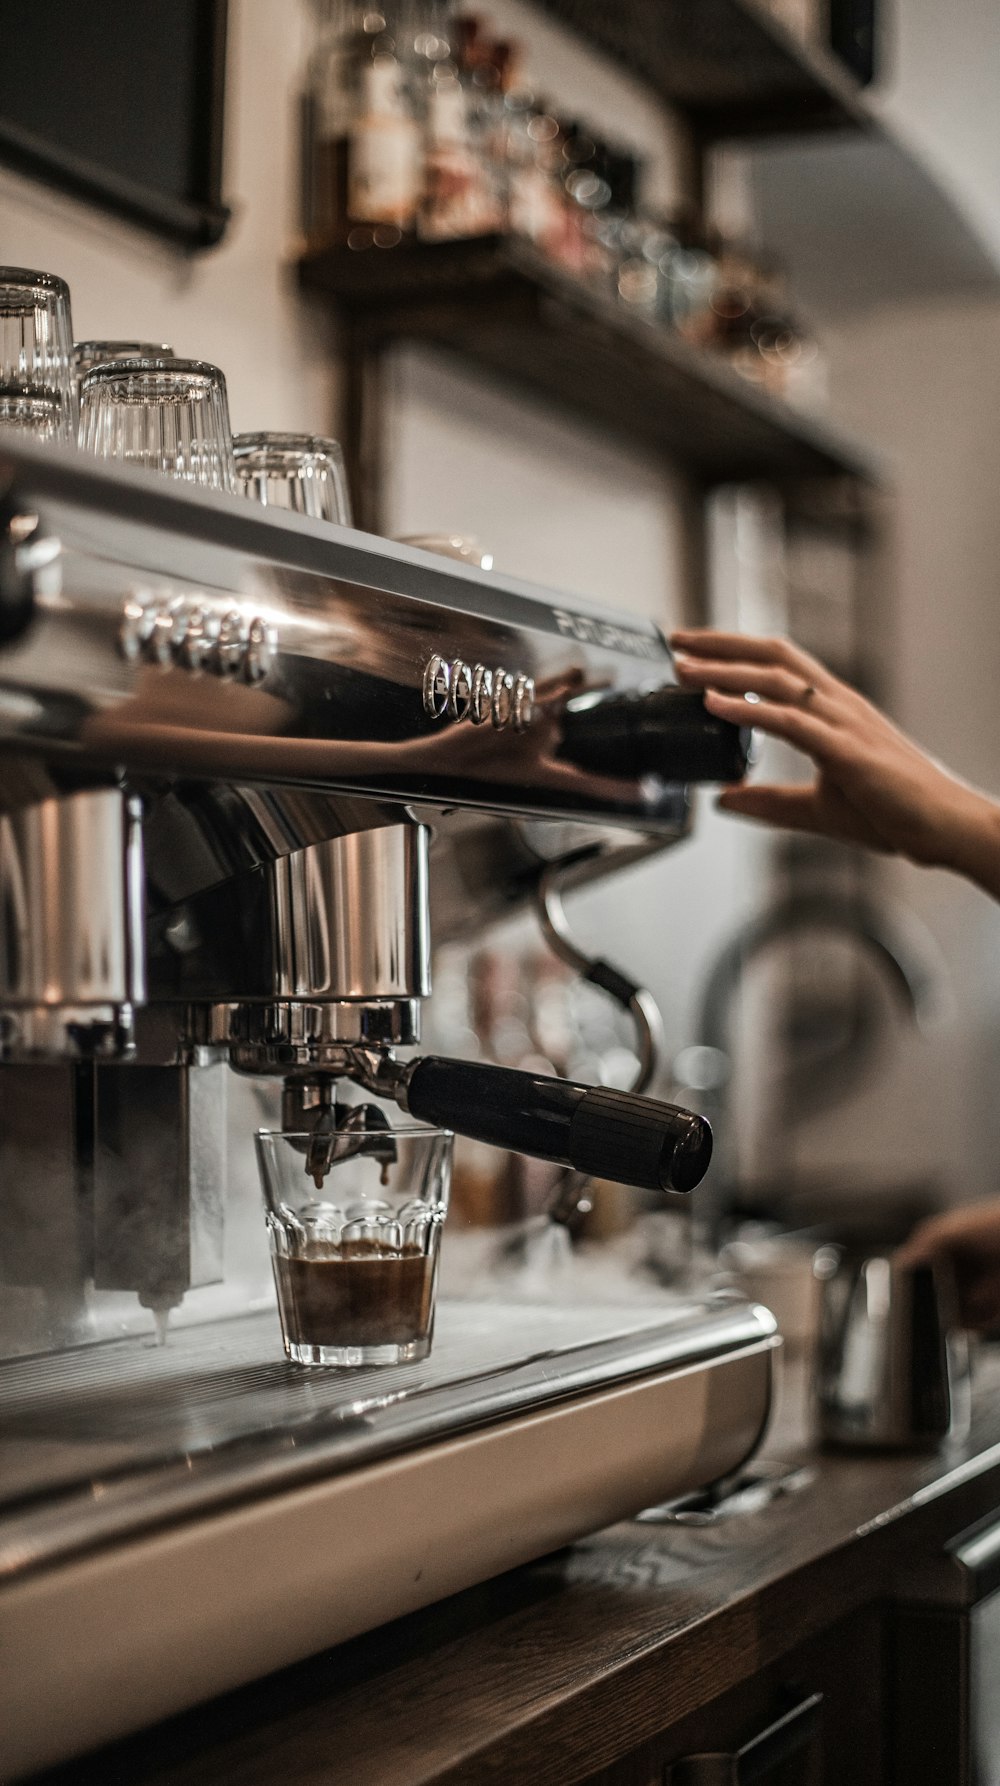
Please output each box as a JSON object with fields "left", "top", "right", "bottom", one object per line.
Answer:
{"left": 536, "top": 853, "right": 665, "bottom": 1230}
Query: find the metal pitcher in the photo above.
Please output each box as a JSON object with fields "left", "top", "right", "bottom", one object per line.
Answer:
{"left": 814, "top": 1245, "right": 971, "bottom": 1450}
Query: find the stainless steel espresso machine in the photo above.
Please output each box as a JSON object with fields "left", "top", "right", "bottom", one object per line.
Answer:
{"left": 0, "top": 438, "right": 778, "bottom": 1779}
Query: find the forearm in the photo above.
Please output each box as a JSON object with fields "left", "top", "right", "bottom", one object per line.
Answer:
{"left": 938, "top": 786, "right": 1000, "bottom": 901}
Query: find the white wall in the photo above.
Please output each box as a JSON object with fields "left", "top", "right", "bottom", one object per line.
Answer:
{"left": 875, "top": 0, "right": 1000, "bottom": 265}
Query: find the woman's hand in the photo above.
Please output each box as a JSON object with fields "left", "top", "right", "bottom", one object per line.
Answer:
{"left": 898, "top": 1203, "right": 1000, "bottom": 1332}
{"left": 670, "top": 628, "right": 1000, "bottom": 898}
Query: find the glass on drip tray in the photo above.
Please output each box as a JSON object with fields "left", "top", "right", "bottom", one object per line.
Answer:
{"left": 256, "top": 1120, "right": 452, "bottom": 1367}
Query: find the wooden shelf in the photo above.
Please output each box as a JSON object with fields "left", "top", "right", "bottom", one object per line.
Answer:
{"left": 299, "top": 235, "right": 876, "bottom": 492}
{"left": 534, "top": 0, "right": 869, "bottom": 139}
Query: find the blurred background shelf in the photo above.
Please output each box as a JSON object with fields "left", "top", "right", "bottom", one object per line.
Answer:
{"left": 535, "top": 0, "right": 869, "bottom": 138}
{"left": 535, "top": 0, "right": 1000, "bottom": 312}
{"left": 299, "top": 234, "right": 876, "bottom": 520}
{"left": 747, "top": 131, "right": 1000, "bottom": 317}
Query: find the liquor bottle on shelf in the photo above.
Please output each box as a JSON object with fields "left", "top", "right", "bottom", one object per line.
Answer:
{"left": 615, "top": 188, "right": 698, "bottom": 323}
{"left": 689, "top": 243, "right": 764, "bottom": 370}
{"left": 419, "top": 37, "right": 482, "bottom": 239}
{"left": 506, "top": 99, "right": 565, "bottom": 256}
{"left": 450, "top": 14, "right": 507, "bottom": 235}
{"left": 307, "top": 3, "right": 422, "bottom": 250}
{"left": 556, "top": 123, "right": 616, "bottom": 280}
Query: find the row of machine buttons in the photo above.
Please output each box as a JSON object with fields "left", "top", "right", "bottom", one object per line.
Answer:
{"left": 120, "top": 592, "right": 278, "bottom": 684}
{"left": 422, "top": 655, "right": 535, "bottom": 730}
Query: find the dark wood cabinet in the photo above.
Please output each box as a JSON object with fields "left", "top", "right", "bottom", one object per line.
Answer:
{"left": 579, "top": 1608, "right": 886, "bottom": 1786}
{"left": 891, "top": 1510, "right": 1000, "bottom": 1786}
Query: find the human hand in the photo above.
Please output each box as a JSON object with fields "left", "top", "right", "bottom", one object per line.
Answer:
{"left": 670, "top": 629, "right": 1000, "bottom": 896}
{"left": 897, "top": 1203, "right": 1000, "bottom": 1332}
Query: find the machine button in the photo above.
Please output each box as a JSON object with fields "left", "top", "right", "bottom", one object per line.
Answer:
{"left": 491, "top": 667, "right": 514, "bottom": 729}
{"left": 175, "top": 601, "right": 217, "bottom": 671}
{"left": 448, "top": 660, "right": 473, "bottom": 721}
{"left": 513, "top": 673, "right": 535, "bottom": 732}
{"left": 470, "top": 664, "right": 493, "bottom": 724}
{"left": 146, "top": 600, "right": 181, "bottom": 667}
{"left": 244, "top": 615, "right": 278, "bottom": 684}
{"left": 422, "top": 654, "right": 451, "bottom": 719}
{"left": 119, "top": 590, "right": 157, "bottom": 663}
{"left": 213, "top": 609, "right": 248, "bottom": 679}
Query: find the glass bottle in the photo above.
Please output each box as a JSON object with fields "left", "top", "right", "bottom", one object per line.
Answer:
{"left": 419, "top": 56, "right": 481, "bottom": 238}
{"left": 308, "top": 4, "right": 422, "bottom": 250}
{"left": 506, "top": 95, "right": 564, "bottom": 256}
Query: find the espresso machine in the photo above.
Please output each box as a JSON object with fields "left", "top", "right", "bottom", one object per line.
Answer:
{"left": 0, "top": 437, "right": 778, "bottom": 1778}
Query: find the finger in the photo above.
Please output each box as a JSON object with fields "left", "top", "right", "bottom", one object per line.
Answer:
{"left": 674, "top": 655, "right": 834, "bottom": 711}
{"left": 703, "top": 688, "right": 832, "bottom": 755}
{"left": 716, "top": 785, "right": 823, "bottom": 829}
{"left": 895, "top": 1230, "right": 939, "bottom": 1268}
{"left": 960, "top": 1279, "right": 1000, "bottom": 1331}
{"left": 670, "top": 630, "right": 829, "bottom": 683}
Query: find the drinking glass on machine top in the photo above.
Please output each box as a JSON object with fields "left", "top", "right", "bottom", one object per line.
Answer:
{"left": 78, "top": 356, "right": 237, "bottom": 491}
{"left": 0, "top": 266, "right": 77, "bottom": 442}
{"left": 255, "top": 1123, "right": 452, "bottom": 1367}
{"left": 73, "top": 340, "right": 175, "bottom": 384}
{"left": 233, "top": 432, "right": 352, "bottom": 525}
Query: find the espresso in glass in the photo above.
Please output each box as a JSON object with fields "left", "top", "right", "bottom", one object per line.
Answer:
{"left": 256, "top": 1126, "right": 451, "bottom": 1367}
{"left": 273, "top": 1242, "right": 437, "bottom": 1353}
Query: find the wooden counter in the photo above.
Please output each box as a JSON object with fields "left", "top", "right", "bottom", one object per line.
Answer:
{"left": 34, "top": 1348, "right": 1000, "bottom": 1786}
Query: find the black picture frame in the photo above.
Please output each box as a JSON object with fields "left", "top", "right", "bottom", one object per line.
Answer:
{"left": 0, "top": 0, "right": 230, "bottom": 250}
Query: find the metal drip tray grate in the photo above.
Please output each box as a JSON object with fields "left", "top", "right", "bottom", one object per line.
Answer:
{"left": 0, "top": 1294, "right": 770, "bottom": 1580}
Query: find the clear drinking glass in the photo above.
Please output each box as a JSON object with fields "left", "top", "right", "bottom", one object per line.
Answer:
{"left": 255, "top": 1124, "right": 452, "bottom": 1367}
{"left": 233, "top": 432, "right": 352, "bottom": 524}
{"left": 73, "top": 340, "right": 175, "bottom": 384}
{"left": 0, "top": 390, "right": 69, "bottom": 441}
{"left": 0, "top": 266, "right": 76, "bottom": 442}
{"left": 78, "top": 356, "right": 237, "bottom": 491}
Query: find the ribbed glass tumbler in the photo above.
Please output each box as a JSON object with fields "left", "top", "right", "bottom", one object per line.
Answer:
{"left": 234, "top": 432, "right": 352, "bottom": 524}
{"left": 256, "top": 1124, "right": 452, "bottom": 1367}
{"left": 0, "top": 266, "right": 77, "bottom": 442}
{"left": 73, "top": 340, "right": 175, "bottom": 384}
{"left": 78, "top": 357, "right": 237, "bottom": 491}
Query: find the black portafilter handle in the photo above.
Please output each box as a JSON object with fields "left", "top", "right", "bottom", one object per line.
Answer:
{"left": 402, "top": 1057, "right": 712, "bottom": 1194}
{"left": 558, "top": 685, "right": 751, "bottom": 783}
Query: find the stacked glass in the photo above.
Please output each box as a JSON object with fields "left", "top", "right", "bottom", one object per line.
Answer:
{"left": 73, "top": 340, "right": 175, "bottom": 384}
{"left": 0, "top": 267, "right": 77, "bottom": 442}
{"left": 78, "top": 357, "right": 237, "bottom": 491}
{"left": 233, "top": 432, "right": 352, "bottom": 525}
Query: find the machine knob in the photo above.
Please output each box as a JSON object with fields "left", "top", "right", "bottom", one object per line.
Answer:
{"left": 558, "top": 684, "right": 751, "bottom": 783}
{"left": 470, "top": 664, "right": 493, "bottom": 724}
{"left": 513, "top": 673, "right": 535, "bottom": 731}
{"left": 0, "top": 494, "right": 60, "bottom": 645}
{"left": 491, "top": 667, "right": 514, "bottom": 729}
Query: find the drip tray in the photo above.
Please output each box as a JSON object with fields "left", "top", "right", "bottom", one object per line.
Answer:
{"left": 0, "top": 1295, "right": 778, "bottom": 1780}
{"left": 1, "top": 1295, "right": 772, "bottom": 1572}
